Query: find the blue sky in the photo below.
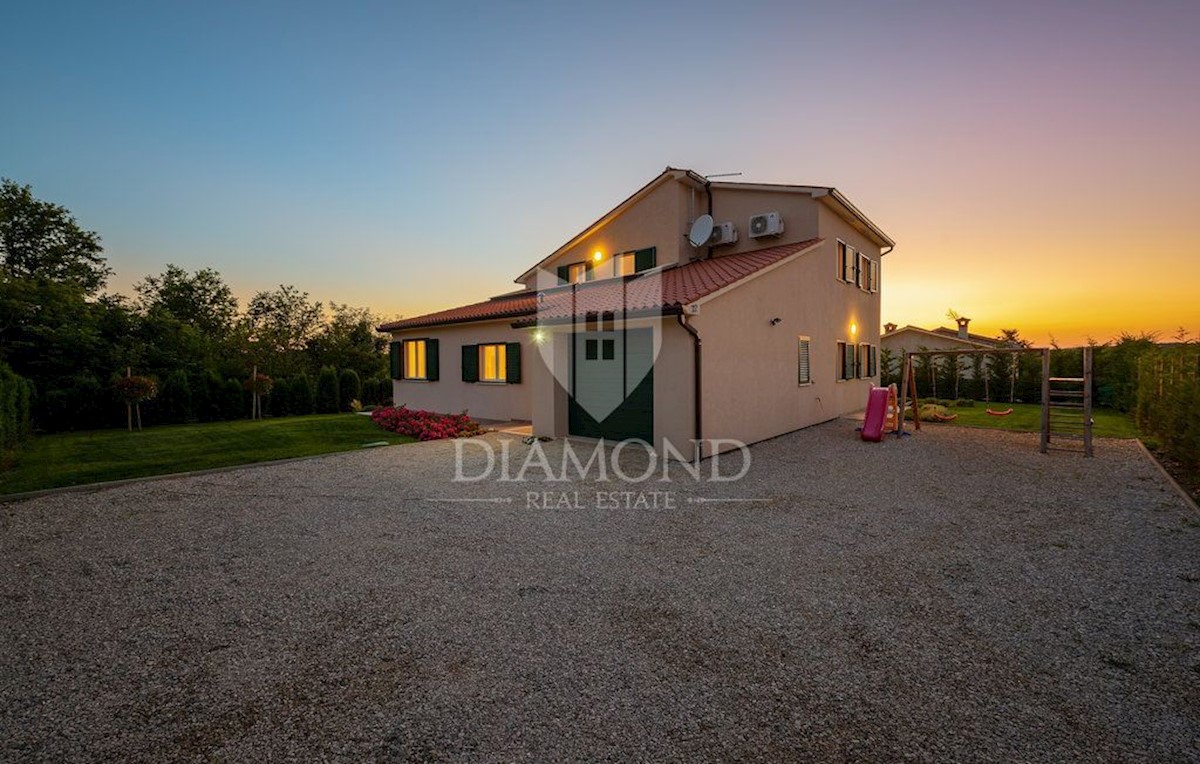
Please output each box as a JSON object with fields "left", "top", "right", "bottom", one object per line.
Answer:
{"left": 4, "top": 1, "right": 1199, "bottom": 342}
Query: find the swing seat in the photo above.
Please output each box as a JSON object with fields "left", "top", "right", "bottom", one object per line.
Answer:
{"left": 985, "top": 407, "right": 1014, "bottom": 416}
{"left": 930, "top": 411, "right": 958, "bottom": 421}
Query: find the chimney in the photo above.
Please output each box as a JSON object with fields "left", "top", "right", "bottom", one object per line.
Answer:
{"left": 883, "top": 322, "right": 897, "bottom": 334}
{"left": 956, "top": 317, "right": 971, "bottom": 340}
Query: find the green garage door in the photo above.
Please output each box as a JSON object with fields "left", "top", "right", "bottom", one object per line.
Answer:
{"left": 568, "top": 328, "right": 653, "bottom": 442}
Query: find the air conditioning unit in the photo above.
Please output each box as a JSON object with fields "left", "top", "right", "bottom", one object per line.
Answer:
{"left": 708, "top": 221, "right": 738, "bottom": 246}
{"left": 749, "top": 211, "right": 784, "bottom": 238}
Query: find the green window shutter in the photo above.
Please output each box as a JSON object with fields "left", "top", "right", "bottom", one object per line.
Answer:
{"left": 634, "top": 247, "right": 657, "bottom": 272}
{"left": 462, "top": 344, "right": 479, "bottom": 383}
{"left": 390, "top": 341, "right": 403, "bottom": 380}
{"left": 425, "top": 339, "right": 440, "bottom": 381}
{"left": 505, "top": 342, "right": 521, "bottom": 383}
{"left": 556, "top": 265, "right": 569, "bottom": 285}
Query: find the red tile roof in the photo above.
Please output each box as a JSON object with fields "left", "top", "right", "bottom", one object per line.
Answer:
{"left": 377, "top": 292, "right": 538, "bottom": 331}
{"left": 378, "top": 238, "right": 821, "bottom": 332}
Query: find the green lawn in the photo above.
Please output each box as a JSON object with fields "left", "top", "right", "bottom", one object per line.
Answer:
{"left": 909, "top": 401, "right": 1139, "bottom": 439}
{"left": 1, "top": 414, "right": 413, "bottom": 495}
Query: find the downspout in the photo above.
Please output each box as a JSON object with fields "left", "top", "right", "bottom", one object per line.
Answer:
{"left": 676, "top": 310, "right": 702, "bottom": 463}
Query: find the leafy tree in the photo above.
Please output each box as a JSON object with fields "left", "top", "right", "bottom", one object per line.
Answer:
{"left": 135, "top": 265, "right": 238, "bottom": 337}
{"left": 315, "top": 366, "right": 340, "bottom": 413}
{"left": 338, "top": 368, "right": 361, "bottom": 410}
{"left": 308, "top": 303, "right": 388, "bottom": 380}
{"left": 245, "top": 285, "right": 323, "bottom": 377}
{"left": 0, "top": 179, "right": 111, "bottom": 294}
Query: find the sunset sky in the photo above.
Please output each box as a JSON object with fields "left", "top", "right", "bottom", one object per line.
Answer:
{"left": 4, "top": 1, "right": 1198, "bottom": 346}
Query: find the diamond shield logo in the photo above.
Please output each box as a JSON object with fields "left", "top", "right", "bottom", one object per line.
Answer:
{"left": 532, "top": 264, "right": 665, "bottom": 423}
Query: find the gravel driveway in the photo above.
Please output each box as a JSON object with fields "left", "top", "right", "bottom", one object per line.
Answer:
{"left": 2, "top": 422, "right": 1197, "bottom": 762}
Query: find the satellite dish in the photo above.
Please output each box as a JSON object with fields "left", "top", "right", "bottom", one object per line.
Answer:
{"left": 688, "top": 215, "right": 714, "bottom": 248}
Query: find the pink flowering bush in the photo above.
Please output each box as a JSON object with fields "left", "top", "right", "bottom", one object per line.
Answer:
{"left": 370, "top": 405, "right": 484, "bottom": 441}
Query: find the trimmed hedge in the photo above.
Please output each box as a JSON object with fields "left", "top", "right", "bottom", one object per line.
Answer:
{"left": 0, "top": 364, "right": 34, "bottom": 450}
{"left": 1136, "top": 346, "right": 1200, "bottom": 471}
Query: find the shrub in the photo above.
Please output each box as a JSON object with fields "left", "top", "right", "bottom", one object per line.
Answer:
{"left": 315, "top": 366, "right": 340, "bottom": 414}
{"left": 954, "top": 398, "right": 975, "bottom": 408}
{"left": 370, "top": 406, "right": 484, "bottom": 441}
{"left": 289, "top": 373, "right": 314, "bottom": 415}
{"left": 159, "top": 369, "right": 193, "bottom": 424}
{"left": 0, "top": 365, "right": 31, "bottom": 449}
{"left": 338, "top": 369, "right": 361, "bottom": 412}
{"left": 1137, "top": 346, "right": 1200, "bottom": 471}
{"left": 220, "top": 378, "right": 244, "bottom": 420}
{"left": 268, "top": 379, "right": 289, "bottom": 417}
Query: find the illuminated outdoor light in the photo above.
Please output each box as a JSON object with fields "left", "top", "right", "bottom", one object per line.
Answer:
{"left": 592, "top": 250, "right": 603, "bottom": 262}
{"left": 533, "top": 329, "right": 547, "bottom": 344}
{"left": 850, "top": 322, "right": 858, "bottom": 336}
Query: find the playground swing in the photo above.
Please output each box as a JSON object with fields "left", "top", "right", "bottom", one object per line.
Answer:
{"left": 858, "top": 346, "right": 1094, "bottom": 457}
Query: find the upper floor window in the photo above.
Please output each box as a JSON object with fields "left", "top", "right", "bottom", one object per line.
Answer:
{"left": 567, "top": 262, "right": 589, "bottom": 283}
{"left": 837, "top": 241, "right": 856, "bottom": 283}
{"left": 557, "top": 247, "right": 655, "bottom": 284}
{"left": 837, "top": 341, "right": 856, "bottom": 381}
{"left": 615, "top": 253, "right": 636, "bottom": 277}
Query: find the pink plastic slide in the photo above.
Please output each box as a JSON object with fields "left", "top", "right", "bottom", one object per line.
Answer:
{"left": 860, "top": 386, "right": 889, "bottom": 442}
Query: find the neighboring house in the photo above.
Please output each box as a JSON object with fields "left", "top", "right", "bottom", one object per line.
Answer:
{"left": 379, "top": 167, "right": 894, "bottom": 458}
{"left": 881, "top": 318, "right": 1008, "bottom": 379}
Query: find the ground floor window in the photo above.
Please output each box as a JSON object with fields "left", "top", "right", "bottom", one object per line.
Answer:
{"left": 479, "top": 343, "right": 507, "bottom": 382}
{"left": 797, "top": 336, "right": 811, "bottom": 385}
{"left": 405, "top": 339, "right": 427, "bottom": 380}
{"left": 837, "top": 341, "right": 855, "bottom": 381}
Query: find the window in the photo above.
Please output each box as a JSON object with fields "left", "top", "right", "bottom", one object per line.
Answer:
{"left": 602, "top": 339, "right": 615, "bottom": 360}
{"left": 797, "top": 336, "right": 811, "bottom": 385}
{"left": 585, "top": 339, "right": 598, "bottom": 360}
{"left": 568, "top": 262, "right": 588, "bottom": 284}
{"left": 856, "top": 253, "right": 869, "bottom": 290}
{"left": 836, "top": 341, "right": 856, "bottom": 381}
{"left": 462, "top": 342, "right": 519, "bottom": 384}
{"left": 615, "top": 253, "right": 636, "bottom": 277}
{"left": 869, "top": 259, "right": 880, "bottom": 293}
{"left": 857, "top": 343, "right": 868, "bottom": 378}
{"left": 867, "top": 344, "right": 878, "bottom": 377}
{"left": 404, "top": 339, "right": 427, "bottom": 380}
{"left": 837, "top": 241, "right": 856, "bottom": 282}
{"left": 479, "top": 343, "right": 507, "bottom": 382}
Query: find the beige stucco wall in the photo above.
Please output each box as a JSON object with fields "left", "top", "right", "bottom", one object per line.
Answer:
{"left": 522, "top": 178, "right": 691, "bottom": 290}
{"left": 704, "top": 186, "right": 821, "bottom": 257}
{"left": 686, "top": 204, "right": 884, "bottom": 454}
{"left": 390, "top": 319, "right": 534, "bottom": 421}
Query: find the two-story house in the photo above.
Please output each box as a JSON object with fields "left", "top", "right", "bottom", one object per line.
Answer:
{"left": 379, "top": 167, "right": 894, "bottom": 459}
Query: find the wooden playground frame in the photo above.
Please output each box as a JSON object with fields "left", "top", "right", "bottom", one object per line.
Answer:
{"left": 896, "top": 347, "right": 1094, "bottom": 457}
